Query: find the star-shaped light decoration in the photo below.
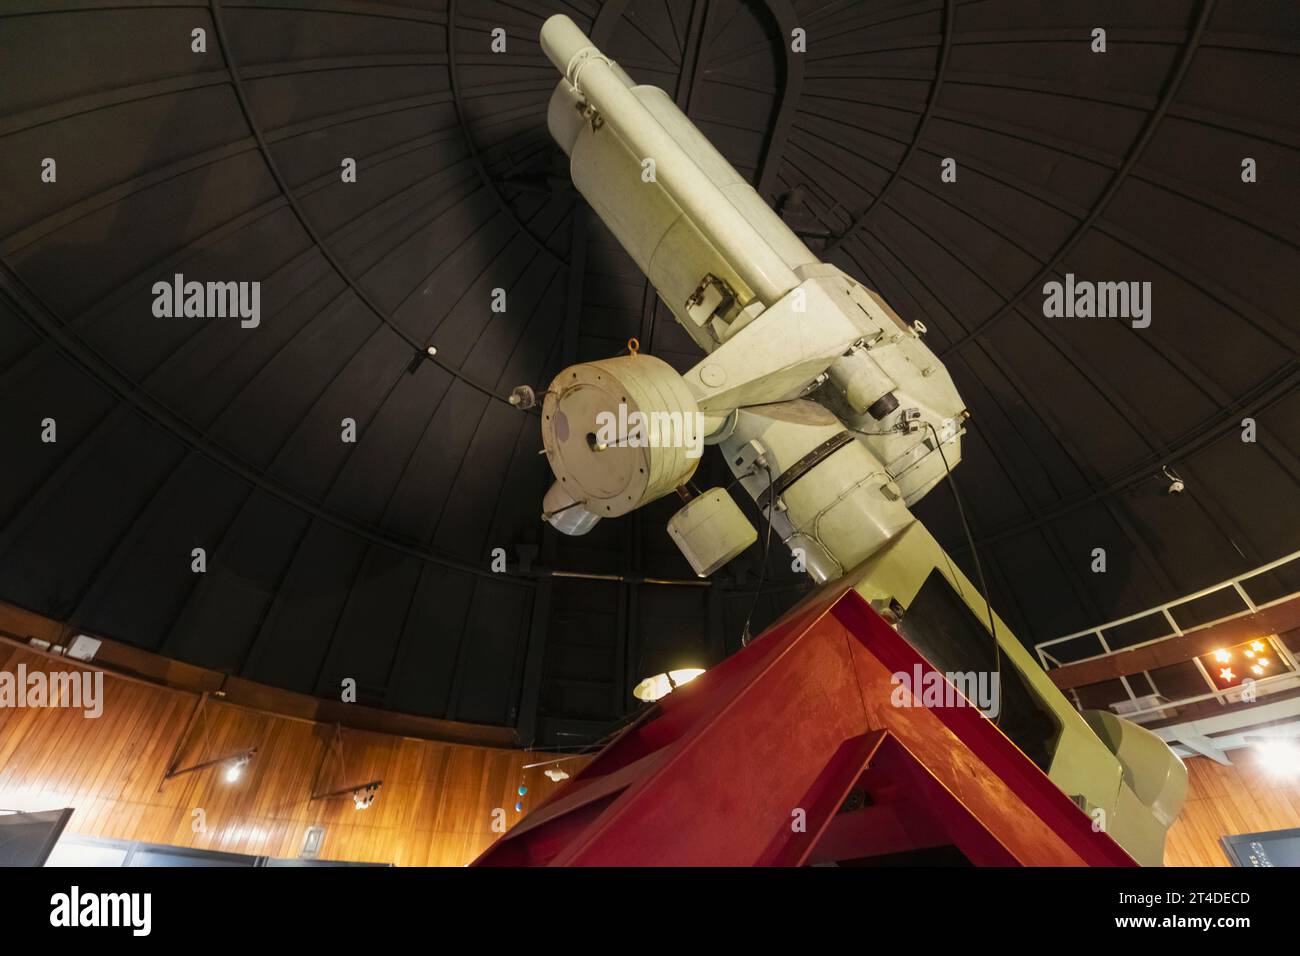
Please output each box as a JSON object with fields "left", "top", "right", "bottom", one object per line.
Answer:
{"left": 1199, "top": 638, "right": 1289, "bottom": 690}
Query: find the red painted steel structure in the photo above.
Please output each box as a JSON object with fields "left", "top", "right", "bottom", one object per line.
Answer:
{"left": 475, "top": 587, "right": 1137, "bottom": 866}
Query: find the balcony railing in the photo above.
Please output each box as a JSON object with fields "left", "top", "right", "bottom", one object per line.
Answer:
{"left": 1035, "top": 548, "right": 1300, "bottom": 670}
{"left": 1034, "top": 549, "right": 1300, "bottom": 721}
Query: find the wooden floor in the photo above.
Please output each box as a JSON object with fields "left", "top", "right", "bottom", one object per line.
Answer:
{"left": 0, "top": 643, "right": 583, "bottom": 866}
{"left": 1164, "top": 753, "right": 1300, "bottom": 866}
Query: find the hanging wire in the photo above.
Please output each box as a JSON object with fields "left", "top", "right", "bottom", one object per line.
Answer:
{"left": 923, "top": 421, "right": 1003, "bottom": 724}
{"left": 740, "top": 460, "right": 777, "bottom": 646}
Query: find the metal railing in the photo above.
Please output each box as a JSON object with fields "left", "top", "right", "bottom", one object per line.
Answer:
{"left": 1113, "top": 670, "right": 1300, "bottom": 721}
{"left": 1034, "top": 548, "right": 1300, "bottom": 670}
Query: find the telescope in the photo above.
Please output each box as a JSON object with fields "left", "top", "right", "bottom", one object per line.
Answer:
{"left": 530, "top": 14, "right": 1186, "bottom": 866}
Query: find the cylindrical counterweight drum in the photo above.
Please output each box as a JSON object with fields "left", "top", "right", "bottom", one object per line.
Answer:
{"left": 541, "top": 355, "right": 701, "bottom": 518}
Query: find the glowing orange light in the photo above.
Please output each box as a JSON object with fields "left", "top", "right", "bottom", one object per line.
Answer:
{"left": 1250, "top": 640, "right": 1266, "bottom": 653}
{"left": 1213, "top": 649, "right": 1231, "bottom": 663}
{"left": 1246, "top": 650, "right": 1256, "bottom": 658}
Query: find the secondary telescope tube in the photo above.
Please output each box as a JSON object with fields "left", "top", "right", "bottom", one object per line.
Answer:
{"left": 539, "top": 14, "right": 801, "bottom": 307}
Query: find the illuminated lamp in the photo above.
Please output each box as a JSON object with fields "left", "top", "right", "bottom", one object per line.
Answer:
{"left": 633, "top": 667, "right": 706, "bottom": 702}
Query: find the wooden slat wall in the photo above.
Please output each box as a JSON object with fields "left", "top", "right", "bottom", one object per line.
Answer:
{"left": 1164, "top": 754, "right": 1300, "bottom": 866}
{"left": 0, "top": 644, "right": 584, "bottom": 866}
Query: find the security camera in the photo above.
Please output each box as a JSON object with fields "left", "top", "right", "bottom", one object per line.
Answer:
{"left": 508, "top": 385, "right": 538, "bottom": 409}
{"left": 1162, "top": 466, "right": 1185, "bottom": 494}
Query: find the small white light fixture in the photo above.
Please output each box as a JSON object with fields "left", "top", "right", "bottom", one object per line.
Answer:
{"left": 1253, "top": 738, "right": 1300, "bottom": 779}
{"left": 544, "top": 767, "right": 570, "bottom": 782}
{"left": 633, "top": 667, "right": 706, "bottom": 702}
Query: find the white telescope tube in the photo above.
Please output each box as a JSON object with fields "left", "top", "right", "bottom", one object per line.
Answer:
{"left": 540, "top": 14, "right": 800, "bottom": 307}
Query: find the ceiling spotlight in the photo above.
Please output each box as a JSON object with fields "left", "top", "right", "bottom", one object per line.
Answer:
{"left": 352, "top": 783, "right": 380, "bottom": 811}
{"left": 1213, "top": 649, "right": 1231, "bottom": 663}
{"left": 1252, "top": 738, "right": 1300, "bottom": 779}
{"left": 163, "top": 742, "right": 257, "bottom": 786}
{"left": 224, "top": 753, "right": 252, "bottom": 784}
{"left": 1251, "top": 665, "right": 1264, "bottom": 676}
{"left": 1250, "top": 640, "right": 1266, "bottom": 653}
{"left": 633, "top": 667, "right": 706, "bottom": 702}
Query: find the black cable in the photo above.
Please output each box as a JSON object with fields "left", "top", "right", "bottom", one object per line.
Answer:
{"left": 741, "top": 461, "right": 776, "bottom": 646}
{"left": 725, "top": 466, "right": 758, "bottom": 492}
{"left": 924, "top": 422, "right": 1003, "bottom": 725}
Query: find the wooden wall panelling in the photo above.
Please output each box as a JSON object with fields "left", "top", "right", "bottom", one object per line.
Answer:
{"left": 1164, "top": 753, "right": 1300, "bottom": 866}
{"left": 0, "top": 644, "right": 587, "bottom": 865}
